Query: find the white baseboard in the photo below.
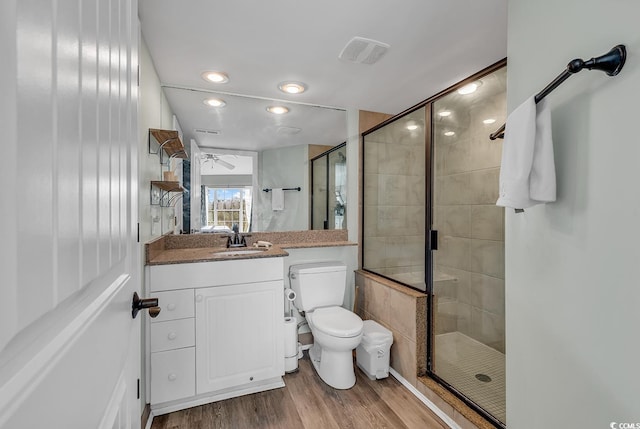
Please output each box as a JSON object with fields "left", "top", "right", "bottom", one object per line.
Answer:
{"left": 389, "top": 368, "right": 461, "bottom": 429}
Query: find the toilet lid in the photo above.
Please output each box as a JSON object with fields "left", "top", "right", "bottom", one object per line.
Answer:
{"left": 309, "top": 306, "right": 363, "bottom": 338}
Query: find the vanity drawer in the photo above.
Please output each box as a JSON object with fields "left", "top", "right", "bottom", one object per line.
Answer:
{"left": 150, "top": 289, "right": 194, "bottom": 323}
{"left": 151, "top": 347, "right": 195, "bottom": 405}
{"left": 150, "top": 318, "right": 195, "bottom": 353}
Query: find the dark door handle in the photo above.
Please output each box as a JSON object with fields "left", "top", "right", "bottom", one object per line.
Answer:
{"left": 132, "top": 292, "right": 161, "bottom": 319}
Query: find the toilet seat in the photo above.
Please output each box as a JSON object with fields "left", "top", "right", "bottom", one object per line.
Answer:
{"left": 308, "top": 306, "right": 363, "bottom": 338}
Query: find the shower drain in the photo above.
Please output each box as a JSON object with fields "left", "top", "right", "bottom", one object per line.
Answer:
{"left": 475, "top": 373, "right": 492, "bottom": 383}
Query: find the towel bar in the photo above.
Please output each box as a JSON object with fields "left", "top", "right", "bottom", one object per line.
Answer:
{"left": 490, "top": 44, "right": 626, "bottom": 140}
{"left": 262, "top": 187, "right": 301, "bottom": 192}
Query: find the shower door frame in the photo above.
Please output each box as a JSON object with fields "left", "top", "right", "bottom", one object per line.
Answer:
{"left": 360, "top": 59, "right": 507, "bottom": 429}
{"left": 310, "top": 142, "right": 347, "bottom": 230}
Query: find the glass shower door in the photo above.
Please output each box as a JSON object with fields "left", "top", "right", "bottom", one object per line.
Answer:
{"left": 362, "top": 108, "right": 427, "bottom": 290}
{"left": 430, "top": 66, "right": 507, "bottom": 424}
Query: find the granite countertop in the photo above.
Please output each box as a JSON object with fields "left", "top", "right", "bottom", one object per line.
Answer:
{"left": 147, "top": 242, "right": 357, "bottom": 265}
{"left": 147, "top": 246, "right": 289, "bottom": 265}
{"left": 145, "top": 230, "right": 358, "bottom": 265}
{"left": 146, "top": 245, "right": 289, "bottom": 265}
{"left": 145, "top": 230, "right": 357, "bottom": 265}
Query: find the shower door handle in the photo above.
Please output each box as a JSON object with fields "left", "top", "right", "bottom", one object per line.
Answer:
{"left": 429, "top": 230, "right": 438, "bottom": 250}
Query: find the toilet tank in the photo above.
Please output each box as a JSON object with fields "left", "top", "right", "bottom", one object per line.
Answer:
{"left": 289, "top": 262, "right": 347, "bottom": 312}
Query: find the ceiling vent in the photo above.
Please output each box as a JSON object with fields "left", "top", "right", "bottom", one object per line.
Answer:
{"left": 338, "top": 37, "right": 390, "bottom": 65}
{"left": 277, "top": 126, "right": 302, "bottom": 136}
{"left": 195, "top": 128, "right": 221, "bottom": 135}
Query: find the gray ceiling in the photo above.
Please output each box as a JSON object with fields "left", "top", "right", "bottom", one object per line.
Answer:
{"left": 139, "top": 0, "right": 508, "bottom": 152}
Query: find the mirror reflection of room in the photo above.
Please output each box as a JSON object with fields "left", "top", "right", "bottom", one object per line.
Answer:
{"left": 311, "top": 143, "right": 347, "bottom": 230}
{"left": 162, "top": 87, "right": 348, "bottom": 233}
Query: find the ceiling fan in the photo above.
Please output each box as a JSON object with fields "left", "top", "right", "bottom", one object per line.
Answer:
{"left": 202, "top": 153, "right": 235, "bottom": 170}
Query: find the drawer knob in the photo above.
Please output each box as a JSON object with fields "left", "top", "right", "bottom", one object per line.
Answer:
{"left": 168, "top": 373, "right": 177, "bottom": 382}
{"left": 195, "top": 295, "right": 203, "bottom": 302}
{"left": 167, "top": 303, "right": 176, "bottom": 311}
{"left": 167, "top": 332, "right": 177, "bottom": 340}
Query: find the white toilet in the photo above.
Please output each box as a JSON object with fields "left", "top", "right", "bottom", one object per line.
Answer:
{"left": 289, "top": 262, "right": 363, "bottom": 389}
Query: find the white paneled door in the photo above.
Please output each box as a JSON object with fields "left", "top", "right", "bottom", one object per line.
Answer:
{"left": 0, "top": 1, "right": 141, "bottom": 428}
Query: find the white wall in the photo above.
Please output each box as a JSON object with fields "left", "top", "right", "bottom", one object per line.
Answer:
{"left": 138, "top": 36, "right": 175, "bottom": 411}
{"left": 346, "top": 108, "right": 360, "bottom": 243}
{"left": 202, "top": 175, "right": 253, "bottom": 187}
{"left": 255, "top": 144, "right": 309, "bottom": 231}
{"left": 190, "top": 140, "right": 202, "bottom": 232}
{"left": 506, "top": 2, "right": 640, "bottom": 428}
{"left": 139, "top": 37, "right": 175, "bottom": 244}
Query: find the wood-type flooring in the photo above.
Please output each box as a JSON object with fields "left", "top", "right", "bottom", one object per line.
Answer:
{"left": 151, "top": 355, "right": 448, "bottom": 429}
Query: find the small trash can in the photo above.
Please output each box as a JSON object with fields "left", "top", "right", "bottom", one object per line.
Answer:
{"left": 356, "top": 320, "right": 393, "bottom": 380}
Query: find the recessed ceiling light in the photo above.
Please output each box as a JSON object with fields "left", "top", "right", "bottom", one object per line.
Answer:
{"left": 203, "top": 98, "right": 226, "bottom": 107}
{"left": 201, "top": 71, "right": 229, "bottom": 83}
{"left": 438, "top": 110, "right": 452, "bottom": 117}
{"left": 266, "top": 106, "right": 289, "bottom": 114}
{"left": 483, "top": 118, "right": 496, "bottom": 124}
{"left": 457, "top": 81, "right": 482, "bottom": 95}
{"left": 278, "top": 81, "right": 307, "bottom": 94}
{"left": 444, "top": 131, "right": 455, "bottom": 136}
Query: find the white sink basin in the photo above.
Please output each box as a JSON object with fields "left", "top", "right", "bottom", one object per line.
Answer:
{"left": 211, "top": 248, "right": 267, "bottom": 257}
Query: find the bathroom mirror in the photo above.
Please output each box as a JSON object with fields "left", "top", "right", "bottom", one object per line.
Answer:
{"left": 162, "top": 87, "right": 348, "bottom": 232}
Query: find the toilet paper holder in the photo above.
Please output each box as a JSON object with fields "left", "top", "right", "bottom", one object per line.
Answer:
{"left": 284, "top": 288, "right": 296, "bottom": 317}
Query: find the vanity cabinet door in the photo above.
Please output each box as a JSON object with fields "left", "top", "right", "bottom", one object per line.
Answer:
{"left": 195, "top": 280, "right": 284, "bottom": 394}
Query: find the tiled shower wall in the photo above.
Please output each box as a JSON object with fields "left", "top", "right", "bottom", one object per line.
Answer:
{"left": 362, "top": 109, "right": 426, "bottom": 289}
{"left": 433, "top": 90, "right": 506, "bottom": 353}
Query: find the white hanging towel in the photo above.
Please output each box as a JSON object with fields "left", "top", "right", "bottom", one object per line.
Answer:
{"left": 271, "top": 188, "right": 285, "bottom": 211}
{"left": 496, "top": 96, "right": 556, "bottom": 210}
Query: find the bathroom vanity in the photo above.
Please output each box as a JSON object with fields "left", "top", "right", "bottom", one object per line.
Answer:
{"left": 147, "top": 256, "right": 285, "bottom": 415}
{"left": 144, "top": 230, "right": 357, "bottom": 415}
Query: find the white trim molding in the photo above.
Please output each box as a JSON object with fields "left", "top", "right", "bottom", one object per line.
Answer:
{"left": 389, "top": 368, "right": 461, "bottom": 429}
